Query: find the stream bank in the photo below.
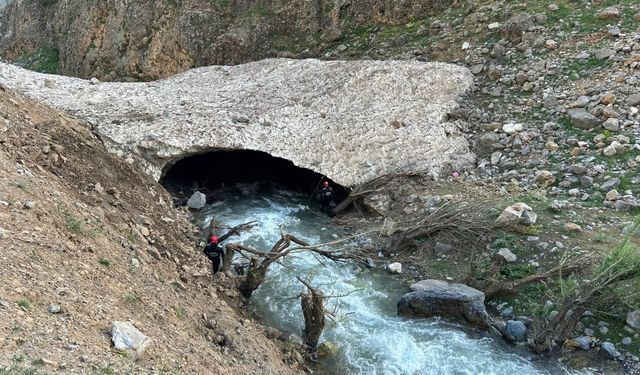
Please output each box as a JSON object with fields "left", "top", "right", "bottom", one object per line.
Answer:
{"left": 190, "top": 181, "right": 590, "bottom": 375}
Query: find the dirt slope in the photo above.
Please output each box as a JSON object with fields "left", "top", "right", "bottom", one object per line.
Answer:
{"left": 0, "top": 85, "right": 304, "bottom": 374}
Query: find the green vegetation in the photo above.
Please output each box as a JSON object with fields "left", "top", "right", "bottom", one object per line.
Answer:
{"left": 98, "top": 257, "right": 112, "bottom": 267}
{"left": 124, "top": 292, "right": 141, "bottom": 308}
{"left": 500, "top": 264, "right": 535, "bottom": 280}
{"left": 16, "top": 298, "right": 32, "bottom": 311}
{"left": 564, "top": 58, "right": 612, "bottom": 80}
{"left": 175, "top": 306, "right": 187, "bottom": 320}
{"left": 15, "top": 47, "right": 59, "bottom": 74}
{"left": 10, "top": 180, "right": 29, "bottom": 191}
{"left": 65, "top": 215, "right": 83, "bottom": 233}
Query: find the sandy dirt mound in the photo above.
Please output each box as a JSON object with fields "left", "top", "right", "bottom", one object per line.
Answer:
{"left": 0, "top": 85, "right": 304, "bottom": 374}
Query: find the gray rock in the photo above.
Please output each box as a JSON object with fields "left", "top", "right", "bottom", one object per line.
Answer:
{"left": 627, "top": 94, "right": 640, "bottom": 107}
{"left": 567, "top": 108, "right": 599, "bottom": 129}
{"left": 111, "top": 321, "right": 152, "bottom": 358}
{"left": 364, "top": 257, "right": 375, "bottom": 269}
{"left": 506, "top": 320, "right": 527, "bottom": 342}
{"left": 601, "top": 342, "right": 621, "bottom": 359}
{"left": 500, "top": 306, "right": 514, "bottom": 318}
{"left": 0, "top": 227, "right": 7, "bottom": 239}
{"left": 580, "top": 176, "right": 593, "bottom": 187}
{"left": 615, "top": 198, "right": 640, "bottom": 212}
{"left": 621, "top": 337, "right": 632, "bottom": 345}
{"left": 602, "top": 118, "right": 619, "bottom": 131}
{"left": 594, "top": 48, "right": 615, "bottom": 60}
{"left": 48, "top": 304, "right": 62, "bottom": 314}
{"left": 599, "top": 326, "right": 609, "bottom": 334}
{"left": 600, "top": 178, "right": 620, "bottom": 191}
{"left": 187, "top": 191, "right": 206, "bottom": 209}
{"left": 572, "top": 96, "right": 591, "bottom": 108}
{"left": 584, "top": 328, "right": 595, "bottom": 336}
{"left": 627, "top": 310, "right": 640, "bottom": 329}
{"left": 496, "top": 248, "right": 517, "bottom": 263}
{"left": 572, "top": 336, "right": 595, "bottom": 350}
{"left": 434, "top": 242, "right": 453, "bottom": 255}
{"left": 23, "top": 201, "right": 35, "bottom": 209}
{"left": 495, "top": 202, "right": 536, "bottom": 226}
{"left": 398, "top": 279, "right": 489, "bottom": 328}
{"left": 387, "top": 262, "right": 402, "bottom": 274}
{"left": 502, "top": 14, "right": 534, "bottom": 44}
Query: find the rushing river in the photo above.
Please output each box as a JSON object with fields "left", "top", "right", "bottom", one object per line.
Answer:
{"left": 195, "top": 182, "right": 591, "bottom": 375}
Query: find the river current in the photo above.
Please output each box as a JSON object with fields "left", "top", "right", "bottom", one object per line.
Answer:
{"left": 195, "top": 182, "right": 591, "bottom": 375}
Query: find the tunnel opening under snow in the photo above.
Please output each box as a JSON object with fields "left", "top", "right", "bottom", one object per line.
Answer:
{"left": 160, "top": 149, "right": 349, "bottom": 203}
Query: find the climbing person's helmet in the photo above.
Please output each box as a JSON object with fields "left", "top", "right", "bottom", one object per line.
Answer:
{"left": 322, "top": 181, "right": 329, "bottom": 188}
{"left": 210, "top": 235, "right": 219, "bottom": 244}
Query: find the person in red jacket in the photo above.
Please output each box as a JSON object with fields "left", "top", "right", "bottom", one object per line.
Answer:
{"left": 203, "top": 235, "right": 224, "bottom": 275}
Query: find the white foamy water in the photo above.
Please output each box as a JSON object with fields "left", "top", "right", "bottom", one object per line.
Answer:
{"left": 196, "top": 183, "right": 592, "bottom": 375}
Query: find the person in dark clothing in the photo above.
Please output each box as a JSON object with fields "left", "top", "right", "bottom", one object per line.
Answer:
{"left": 203, "top": 235, "right": 224, "bottom": 275}
{"left": 317, "top": 181, "right": 335, "bottom": 214}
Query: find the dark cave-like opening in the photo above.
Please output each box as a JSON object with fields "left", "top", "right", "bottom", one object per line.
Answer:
{"left": 160, "top": 149, "right": 348, "bottom": 204}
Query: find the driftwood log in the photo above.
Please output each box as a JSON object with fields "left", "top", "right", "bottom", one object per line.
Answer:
{"left": 297, "top": 277, "right": 326, "bottom": 353}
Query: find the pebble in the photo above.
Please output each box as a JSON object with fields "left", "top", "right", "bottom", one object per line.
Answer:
{"left": 23, "top": 201, "right": 35, "bottom": 209}
{"left": 48, "top": 304, "right": 62, "bottom": 314}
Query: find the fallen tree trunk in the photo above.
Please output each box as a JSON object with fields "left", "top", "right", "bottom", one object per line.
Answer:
{"left": 483, "top": 265, "right": 579, "bottom": 299}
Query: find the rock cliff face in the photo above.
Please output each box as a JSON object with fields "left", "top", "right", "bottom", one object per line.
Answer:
{"left": 0, "top": 0, "right": 449, "bottom": 80}
{"left": 0, "top": 58, "right": 475, "bottom": 186}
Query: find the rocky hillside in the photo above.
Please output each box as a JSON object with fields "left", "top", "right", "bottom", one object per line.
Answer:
{"left": 0, "top": 86, "right": 304, "bottom": 374}
{"left": 0, "top": 0, "right": 449, "bottom": 80}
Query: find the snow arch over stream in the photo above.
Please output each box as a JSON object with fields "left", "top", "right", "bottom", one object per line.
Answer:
{"left": 0, "top": 58, "right": 475, "bottom": 186}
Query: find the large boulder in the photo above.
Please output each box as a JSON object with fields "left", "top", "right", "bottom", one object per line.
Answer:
{"left": 397, "top": 279, "right": 489, "bottom": 329}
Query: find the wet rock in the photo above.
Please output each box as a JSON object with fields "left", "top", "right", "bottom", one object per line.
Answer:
{"left": 387, "top": 262, "right": 402, "bottom": 274}
{"left": 111, "top": 321, "right": 152, "bottom": 358}
{"left": 187, "top": 191, "right": 206, "bottom": 209}
{"left": 567, "top": 108, "right": 599, "bottom": 129}
{"left": 398, "top": 279, "right": 489, "bottom": 329}
{"left": 627, "top": 310, "right": 640, "bottom": 329}
{"left": 505, "top": 320, "right": 527, "bottom": 342}
{"left": 601, "top": 342, "right": 621, "bottom": 359}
